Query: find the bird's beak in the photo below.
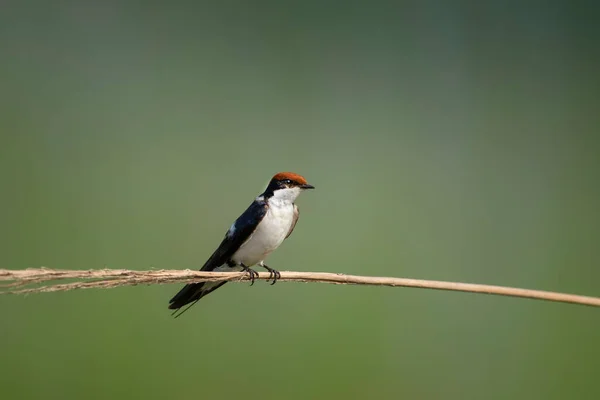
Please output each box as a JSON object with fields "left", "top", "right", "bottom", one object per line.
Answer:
{"left": 300, "top": 184, "right": 315, "bottom": 190}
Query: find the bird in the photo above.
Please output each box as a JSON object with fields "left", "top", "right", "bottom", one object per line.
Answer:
{"left": 168, "top": 171, "right": 315, "bottom": 317}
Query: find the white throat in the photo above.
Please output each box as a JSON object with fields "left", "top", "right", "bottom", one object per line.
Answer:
{"left": 269, "top": 187, "right": 302, "bottom": 206}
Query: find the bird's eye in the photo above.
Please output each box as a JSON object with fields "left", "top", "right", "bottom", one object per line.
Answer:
{"left": 283, "top": 179, "right": 292, "bottom": 184}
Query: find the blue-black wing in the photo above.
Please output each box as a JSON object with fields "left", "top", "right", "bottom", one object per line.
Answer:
{"left": 168, "top": 199, "right": 268, "bottom": 313}
{"left": 200, "top": 199, "right": 268, "bottom": 271}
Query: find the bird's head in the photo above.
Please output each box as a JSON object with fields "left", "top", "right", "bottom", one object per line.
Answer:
{"left": 264, "top": 172, "right": 315, "bottom": 202}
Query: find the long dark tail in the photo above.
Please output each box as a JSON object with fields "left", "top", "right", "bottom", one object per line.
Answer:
{"left": 168, "top": 281, "right": 227, "bottom": 317}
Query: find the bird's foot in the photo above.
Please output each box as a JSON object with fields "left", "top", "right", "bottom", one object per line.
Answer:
{"left": 241, "top": 264, "right": 259, "bottom": 286}
{"left": 261, "top": 264, "right": 281, "bottom": 285}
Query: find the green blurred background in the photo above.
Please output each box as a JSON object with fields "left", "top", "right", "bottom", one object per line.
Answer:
{"left": 1, "top": 1, "right": 599, "bottom": 399}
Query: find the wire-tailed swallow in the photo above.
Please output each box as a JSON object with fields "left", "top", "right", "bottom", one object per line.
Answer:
{"left": 168, "top": 172, "right": 314, "bottom": 316}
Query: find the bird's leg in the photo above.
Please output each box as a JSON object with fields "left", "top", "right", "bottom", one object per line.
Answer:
{"left": 240, "top": 263, "right": 258, "bottom": 286}
{"left": 259, "top": 263, "right": 281, "bottom": 285}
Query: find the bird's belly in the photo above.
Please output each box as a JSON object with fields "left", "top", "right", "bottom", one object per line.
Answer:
{"left": 231, "top": 205, "right": 293, "bottom": 266}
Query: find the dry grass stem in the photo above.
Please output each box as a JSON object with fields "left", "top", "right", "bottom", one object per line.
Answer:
{"left": 0, "top": 268, "right": 599, "bottom": 307}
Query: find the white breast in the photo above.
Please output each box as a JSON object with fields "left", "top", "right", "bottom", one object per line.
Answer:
{"left": 231, "top": 201, "right": 295, "bottom": 267}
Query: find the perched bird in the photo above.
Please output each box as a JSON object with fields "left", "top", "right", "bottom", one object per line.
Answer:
{"left": 168, "top": 172, "right": 315, "bottom": 316}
